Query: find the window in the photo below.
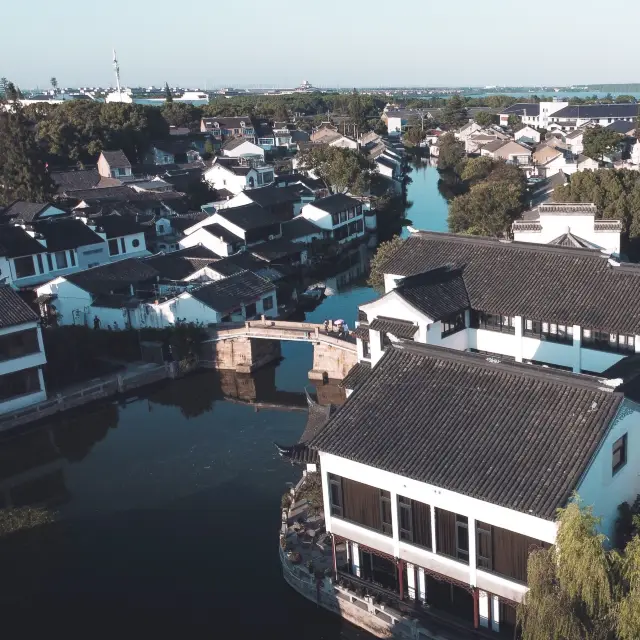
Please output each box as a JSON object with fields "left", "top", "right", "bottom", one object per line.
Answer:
{"left": 108, "top": 239, "right": 120, "bottom": 256}
{"left": 36, "top": 254, "right": 44, "bottom": 274}
{"left": 398, "top": 496, "right": 413, "bottom": 542}
{"left": 524, "top": 319, "right": 573, "bottom": 344}
{"left": 262, "top": 296, "right": 273, "bottom": 311}
{"left": 132, "top": 239, "right": 140, "bottom": 248}
{"left": 55, "top": 251, "right": 68, "bottom": 270}
{"left": 0, "top": 329, "right": 39, "bottom": 361}
{"left": 14, "top": 256, "right": 35, "bottom": 279}
{"left": 612, "top": 434, "right": 627, "bottom": 475}
{"left": 245, "top": 302, "right": 257, "bottom": 318}
{"left": 0, "top": 367, "right": 41, "bottom": 400}
{"left": 583, "top": 328, "right": 635, "bottom": 354}
{"left": 331, "top": 213, "right": 340, "bottom": 226}
{"left": 329, "top": 474, "right": 343, "bottom": 517}
{"left": 442, "top": 312, "right": 465, "bottom": 338}
{"left": 472, "top": 311, "right": 515, "bottom": 334}
{"left": 380, "top": 490, "right": 393, "bottom": 535}
{"left": 69, "top": 251, "right": 76, "bottom": 267}
{"left": 120, "top": 238, "right": 126, "bottom": 254}
{"left": 339, "top": 211, "right": 347, "bottom": 224}
{"left": 46, "top": 254, "right": 54, "bottom": 271}
{"left": 348, "top": 208, "right": 355, "bottom": 220}
{"left": 362, "top": 339, "right": 370, "bottom": 359}
{"left": 456, "top": 515, "right": 469, "bottom": 563}
{"left": 476, "top": 522, "right": 493, "bottom": 571}
{"left": 398, "top": 496, "right": 432, "bottom": 549}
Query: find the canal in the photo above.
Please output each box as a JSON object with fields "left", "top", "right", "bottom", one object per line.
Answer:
{"left": 0, "top": 164, "right": 448, "bottom": 638}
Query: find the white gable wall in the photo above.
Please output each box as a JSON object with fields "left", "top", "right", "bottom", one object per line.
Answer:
{"left": 178, "top": 228, "right": 235, "bottom": 257}
{"left": 36, "top": 278, "right": 92, "bottom": 326}
{"left": 577, "top": 400, "right": 640, "bottom": 543}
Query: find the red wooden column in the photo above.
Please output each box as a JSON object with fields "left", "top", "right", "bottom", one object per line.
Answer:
{"left": 331, "top": 535, "right": 338, "bottom": 579}
{"left": 473, "top": 588, "right": 480, "bottom": 629}
{"left": 397, "top": 559, "right": 405, "bottom": 600}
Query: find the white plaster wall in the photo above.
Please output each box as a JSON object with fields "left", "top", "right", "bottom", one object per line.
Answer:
{"left": 320, "top": 452, "right": 557, "bottom": 601}
{"left": 581, "top": 347, "right": 624, "bottom": 374}
{"left": 468, "top": 329, "right": 518, "bottom": 358}
{"left": 222, "top": 141, "right": 265, "bottom": 159}
{"left": 299, "top": 204, "right": 332, "bottom": 230}
{"left": 0, "top": 322, "right": 47, "bottom": 376}
{"left": 204, "top": 165, "right": 247, "bottom": 194}
{"left": 577, "top": 400, "right": 640, "bottom": 543}
{"left": 521, "top": 337, "right": 575, "bottom": 368}
{"left": 178, "top": 229, "right": 233, "bottom": 257}
{"left": 153, "top": 295, "right": 222, "bottom": 327}
{"left": 77, "top": 242, "right": 109, "bottom": 269}
{"left": 36, "top": 279, "right": 92, "bottom": 326}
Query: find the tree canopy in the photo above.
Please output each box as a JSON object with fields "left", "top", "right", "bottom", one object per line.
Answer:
{"left": 368, "top": 235, "right": 404, "bottom": 291}
{"left": 164, "top": 82, "right": 173, "bottom": 103}
{"left": 436, "top": 133, "right": 466, "bottom": 173}
{"left": 518, "top": 499, "right": 640, "bottom": 640}
{"left": 295, "top": 146, "right": 373, "bottom": 194}
{"left": 0, "top": 108, "right": 55, "bottom": 206}
{"left": 474, "top": 111, "right": 498, "bottom": 127}
{"left": 582, "top": 126, "right": 624, "bottom": 162}
{"left": 441, "top": 95, "right": 469, "bottom": 129}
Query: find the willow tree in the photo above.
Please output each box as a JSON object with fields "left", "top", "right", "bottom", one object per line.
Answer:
{"left": 368, "top": 235, "right": 404, "bottom": 292}
{"left": 617, "top": 533, "right": 640, "bottom": 640}
{"left": 518, "top": 500, "right": 629, "bottom": 640}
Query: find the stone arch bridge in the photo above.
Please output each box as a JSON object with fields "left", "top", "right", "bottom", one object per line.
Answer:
{"left": 201, "top": 320, "right": 358, "bottom": 381}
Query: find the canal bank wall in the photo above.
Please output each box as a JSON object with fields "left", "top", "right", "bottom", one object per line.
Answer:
{"left": 0, "top": 362, "right": 176, "bottom": 433}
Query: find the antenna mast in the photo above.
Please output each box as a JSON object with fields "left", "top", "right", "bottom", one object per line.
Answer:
{"left": 113, "top": 49, "right": 122, "bottom": 98}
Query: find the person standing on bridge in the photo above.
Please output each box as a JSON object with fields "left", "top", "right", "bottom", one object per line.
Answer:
{"left": 323, "top": 318, "right": 329, "bottom": 334}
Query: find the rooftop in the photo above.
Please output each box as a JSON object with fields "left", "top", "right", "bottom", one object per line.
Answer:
{"left": 312, "top": 343, "right": 623, "bottom": 520}
{"left": 381, "top": 231, "right": 640, "bottom": 334}
{"left": 143, "top": 246, "right": 219, "bottom": 281}
{"left": 88, "top": 214, "right": 146, "bottom": 238}
{"left": 100, "top": 150, "right": 131, "bottom": 169}
{"left": 309, "top": 193, "right": 361, "bottom": 215}
{"left": 0, "top": 225, "right": 46, "bottom": 258}
{"left": 34, "top": 218, "right": 104, "bottom": 251}
{"left": 0, "top": 286, "right": 38, "bottom": 329}
{"left": 189, "top": 270, "right": 274, "bottom": 312}
{"left": 51, "top": 168, "right": 102, "bottom": 193}
{"left": 553, "top": 103, "right": 638, "bottom": 119}
{"left": 1, "top": 201, "right": 61, "bottom": 224}
{"left": 215, "top": 204, "right": 282, "bottom": 231}
{"left": 65, "top": 258, "right": 159, "bottom": 295}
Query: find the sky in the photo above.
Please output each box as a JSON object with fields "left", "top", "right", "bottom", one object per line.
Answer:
{"left": 4, "top": 0, "right": 640, "bottom": 90}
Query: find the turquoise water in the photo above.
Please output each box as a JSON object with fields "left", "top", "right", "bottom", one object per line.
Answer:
{"left": 403, "top": 163, "right": 450, "bottom": 236}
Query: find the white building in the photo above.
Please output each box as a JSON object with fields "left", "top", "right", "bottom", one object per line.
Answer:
{"left": 305, "top": 341, "right": 640, "bottom": 636}
{"left": 512, "top": 203, "right": 621, "bottom": 254}
{"left": 150, "top": 270, "right": 277, "bottom": 326}
{"left": 356, "top": 231, "right": 640, "bottom": 375}
{"left": 300, "top": 194, "right": 367, "bottom": 244}
{"left": 499, "top": 101, "right": 569, "bottom": 129}
{"left": 220, "top": 138, "right": 265, "bottom": 160}
{"left": 514, "top": 125, "right": 541, "bottom": 144}
{"left": 0, "top": 286, "right": 47, "bottom": 414}
{"left": 204, "top": 158, "right": 275, "bottom": 195}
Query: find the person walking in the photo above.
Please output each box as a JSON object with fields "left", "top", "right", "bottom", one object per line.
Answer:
{"left": 323, "top": 318, "right": 329, "bottom": 334}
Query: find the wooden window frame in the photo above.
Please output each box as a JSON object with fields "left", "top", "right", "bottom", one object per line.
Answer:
{"left": 612, "top": 433, "right": 627, "bottom": 475}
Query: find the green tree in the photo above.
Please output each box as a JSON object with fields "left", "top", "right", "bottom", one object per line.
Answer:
{"left": 448, "top": 180, "right": 523, "bottom": 236}
{"left": 368, "top": 236, "right": 404, "bottom": 291}
{"left": 164, "top": 82, "right": 173, "bottom": 103}
{"left": 5, "top": 81, "right": 18, "bottom": 102}
{"left": 0, "top": 108, "right": 55, "bottom": 206}
{"left": 160, "top": 102, "right": 201, "bottom": 130}
{"left": 296, "top": 146, "right": 372, "bottom": 194}
{"left": 403, "top": 118, "right": 424, "bottom": 147}
{"left": 507, "top": 114, "right": 521, "bottom": 130}
{"left": 273, "top": 101, "right": 289, "bottom": 123}
{"left": 50, "top": 77, "right": 58, "bottom": 94}
{"left": 436, "top": 132, "right": 465, "bottom": 173}
{"left": 441, "top": 95, "right": 468, "bottom": 129}
{"left": 474, "top": 111, "right": 498, "bottom": 127}
{"left": 583, "top": 126, "right": 624, "bottom": 162}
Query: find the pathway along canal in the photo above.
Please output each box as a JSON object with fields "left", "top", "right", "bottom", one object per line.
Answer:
{"left": 0, "top": 164, "right": 448, "bottom": 638}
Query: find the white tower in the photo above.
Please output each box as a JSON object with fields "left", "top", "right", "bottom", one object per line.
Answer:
{"left": 113, "top": 49, "right": 122, "bottom": 98}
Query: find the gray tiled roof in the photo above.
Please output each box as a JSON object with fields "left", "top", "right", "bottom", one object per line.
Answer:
{"left": 310, "top": 193, "right": 361, "bottom": 215}
{"left": 51, "top": 168, "right": 101, "bottom": 193}
{"left": 34, "top": 218, "right": 104, "bottom": 251}
{"left": 0, "top": 225, "right": 46, "bottom": 258}
{"left": 369, "top": 316, "right": 418, "bottom": 339}
{"left": 382, "top": 232, "right": 640, "bottom": 334}
{"left": 189, "top": 270, "right": 274, "bottom": 312}
{"left": 65, "top": 258, "right": 159, "bottom": 294}
{"left": 340, "top": 361, "right": 371, "bottom": 391}
{"left": 312, "top": 343, "right": 623, "bottom": 519}
{"left": 395, "top": 267, "right": 470, "bottom": 321}
{"left": 0, "top": 286, "right": 38, "bottom": 328}
{"left": 101, "top": 150, "right": 131, "bottom": 168}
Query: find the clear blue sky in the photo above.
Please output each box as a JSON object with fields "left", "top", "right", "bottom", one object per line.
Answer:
{"left": 4, "top": 0, "right": 640, "bottom": 89}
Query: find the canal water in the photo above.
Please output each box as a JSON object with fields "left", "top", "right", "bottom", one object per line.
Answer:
{"left": 0, "top": 165, "right": 448, "bottom": 638}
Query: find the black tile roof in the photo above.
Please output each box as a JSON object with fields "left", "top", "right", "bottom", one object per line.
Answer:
{"left": 340, "top": 361, "right": 371, "bottom": 391}
{"left": 381, "top": 232, "right": 640, "bottom": 334}
{"left": 251, "top": 118, "right": 275, "bottom": 139}
{"left": 501, "top": 103, "right": 540, "bottom": 117}
{"left": 0, "top": 286, "right": 38, "bottom": 328}
{"left": 68, "top": 186, "right": 137, "bottom": 203}
{"left": 353, "top": 324, "right": 369, "bottom": 341}
{"left": 604, "top": 120, "right": 637, "bottom": 134}
{"left": 0, "top": 225, "right": 46, "bottom": 258}
{"left": 395, "top": 266, "right": 470, "bottom": 320}
{"left": 553, "top": 104, "right": 638, "bottom": 119}
{"left": 101, "top": 150, "right": 131, "bottom": 168}
{"left": 216, "top": 204, "right": 282, "bottom": 231}
{"left": 34, "top": 218, "right": 104, "bottom": 251}
{"left": 189, "top": 270, "right": 274, "bottom": 312}
{"left": 310, "top": 193, "right": 362, "bottom": 215}
{"left": 199, "top": 222, "right": 243, "bottom": 244}
{"left": 1, "top": 201, "right": 55, "bottom": 223}
{"left": 202, "top": 116, "right": 253, "bottom": 130}
{"left": 65, "top": 258, "right": 159, "bottom": 295}
{"left": 280, "top": 217, "right": 322, "bottom": 241}
{"left": 369, "top": 316, "right": 418, "bottom": 339}
{"left": 90, "top": 214, "right": 145, "bottom": 238}
{"left": 144, "top": 247, "right": 218, "bottom": 280}
{"left": 51, "top": 168, "right": 101, "bottom": 193}
{"left": 221, "top": 137, "right": 254, "bottom": 151}
{"left": 312, "top": 343, "right": 623, "bottom": 520}
{"left": 245, "top": 185, "right": 308, "bottom": 208}
{"left": 249, "top": 238, "right": 304, "bottom": 261}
